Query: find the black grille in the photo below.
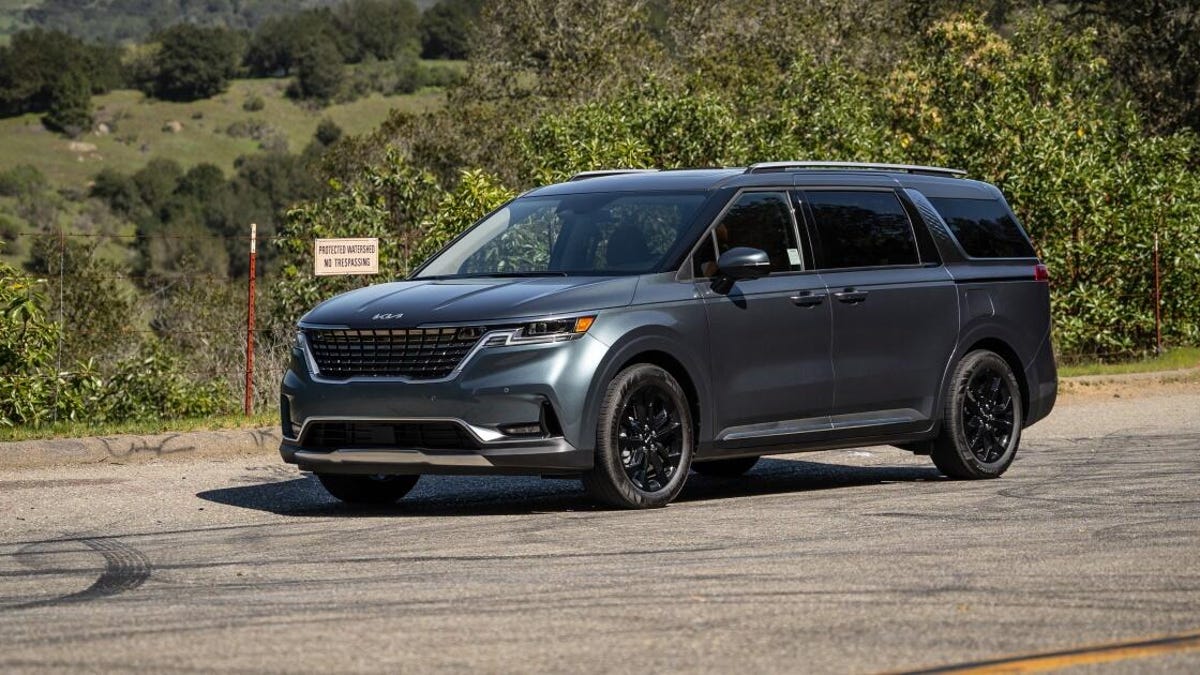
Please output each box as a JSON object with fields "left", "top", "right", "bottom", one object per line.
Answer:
{"left": 304, "top": 421, "right": 480, "bottom": 450}
{"left": 306, "top": 327, "right": 484, "bottom": 379}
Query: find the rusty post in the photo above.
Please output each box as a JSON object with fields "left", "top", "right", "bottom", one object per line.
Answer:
{"left": 1154, "top": 230, "right": 1162, "bottom": 355}
{"left": 245, "top": 223, "right": 257, "bottom": 416}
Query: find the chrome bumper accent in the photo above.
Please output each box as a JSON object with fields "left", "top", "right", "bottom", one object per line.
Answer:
{"left": 293, "top": 448, "right": 493, "bottom": 468}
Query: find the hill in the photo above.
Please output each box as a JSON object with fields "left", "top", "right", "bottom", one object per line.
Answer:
{"left": 0, "top": 77, "right": 446, "bottom": 190}
{"left": 0, "top": 0, "right": 440, "bottom": 44}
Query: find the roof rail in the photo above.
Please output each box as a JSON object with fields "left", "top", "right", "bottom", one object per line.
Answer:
{"left": 568, "top": 169, "right": 660, "bottom": 182}
{"left": 745, "top": 161, "right": 966, "bottom": 178}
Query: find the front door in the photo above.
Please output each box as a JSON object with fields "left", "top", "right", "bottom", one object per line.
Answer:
{"left": 694, "top": 190, "right": 835, "bottom": 446}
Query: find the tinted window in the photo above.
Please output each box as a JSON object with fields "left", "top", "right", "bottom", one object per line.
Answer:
{"left": 694, "top": 191, "right": 801, "bottom": 277}
{"left": 807, "top": 191, "right": 918, "bottom": 268}
{"left": 928, "top": 197, "right": 1036, "bottom": 258}
{"left": 417, "top": 192, "right": 706, "bottom": 277}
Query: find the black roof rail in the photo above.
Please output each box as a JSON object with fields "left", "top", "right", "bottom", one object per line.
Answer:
{"left": 745, "top": 161, "right": 966, "bottom": 178}
{"left": 567, "top": 169, "right": 660, "bottom": 181}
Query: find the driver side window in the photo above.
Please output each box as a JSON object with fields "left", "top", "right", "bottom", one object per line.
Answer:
{"left": 693, "top": 191, "right": 802, "bottom": 278}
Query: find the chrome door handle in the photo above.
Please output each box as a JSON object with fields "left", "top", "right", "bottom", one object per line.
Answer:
{"left": 790, "top": 292, "right": 825, "bottom": 307}
{"left": 834, "top": 289, "right": 868, "bottom": 304}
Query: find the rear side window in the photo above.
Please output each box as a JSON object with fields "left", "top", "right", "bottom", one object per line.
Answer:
{"left": 928, "top": 197, "right": 1036, "bottom": 258}
{"left": 806, "top": 190, "right": 919, "bottom": 269}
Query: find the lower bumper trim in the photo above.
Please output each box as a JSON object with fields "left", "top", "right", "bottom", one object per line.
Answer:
{"left": 281, "top": 437, "right": 591, "bottom": 476}
{"left": 294, "top": 448, "right": 493, "bottom": 467}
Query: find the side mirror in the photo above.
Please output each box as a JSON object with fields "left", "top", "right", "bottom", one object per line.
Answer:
{"left": 717, "top": 246, "right": 771, "bottom": 281}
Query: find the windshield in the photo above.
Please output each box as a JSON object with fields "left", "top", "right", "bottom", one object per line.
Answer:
{"left": 415, "top": 191, "right": 707, "bottom": 278}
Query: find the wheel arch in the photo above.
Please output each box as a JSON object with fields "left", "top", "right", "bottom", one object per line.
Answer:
{"left": 581, "top": 335, "right": 711, "bottom": 454}
{"left": 962, "top": 336, "right": 1031, "bottom": 421}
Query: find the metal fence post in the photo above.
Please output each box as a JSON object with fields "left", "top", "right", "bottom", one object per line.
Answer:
{"left": 244, "top": 223, "right": 257, "bottom": 416}
{"left": 1154, "top": 230, "right": 1162, "bottom": 355}
{"left": 52, "top": 228, "right": 65, "bottom": 424}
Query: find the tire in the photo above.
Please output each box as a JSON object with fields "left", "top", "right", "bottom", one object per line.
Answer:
{"left": 582, "top": 364, "right": 694, "bottom": 508}
{"left": 316, "top": 473, "right": 420, "bottom": 505}
{"left": 931, "top": 350, "right": 1023, "bottom": 479}
{"left": 692, "top": 456, "right": 759, "bottom": 477}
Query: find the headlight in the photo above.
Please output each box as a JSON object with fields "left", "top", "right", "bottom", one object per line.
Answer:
{"left": 505, "top": 315, "right": 596, "bottom": 345}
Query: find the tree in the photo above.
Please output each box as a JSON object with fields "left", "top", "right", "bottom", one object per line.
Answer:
{"left": 420, "top": 0, "right": 482, "bottom": 60}
{"left": 337, "top": 0, "right": 421, "bottom": 62}
{"left": 150, "top": 24, "right": 244, "bottom": 101}
{"left": 291, "top": 37, "right": 344, "bottom": 103}
{"left": 244, "top": 9, "right": 350, "bottom": 77}
{"left": 0, "top": 28, "right": 119, "bottom": 118}
{"left": 42, "top": 67, "right": 93, "bottom": 136}
{"left": 1067, "top": 0, "right": 1200, "bottom": 133}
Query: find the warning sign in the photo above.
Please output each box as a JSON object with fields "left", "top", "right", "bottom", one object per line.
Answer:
{"left": 313, "top": 238, "right": 379, "bottom": 276}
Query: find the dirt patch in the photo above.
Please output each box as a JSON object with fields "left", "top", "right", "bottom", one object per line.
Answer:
{"left": 1057, "top": 369, "right": 1200, "bottom": 404}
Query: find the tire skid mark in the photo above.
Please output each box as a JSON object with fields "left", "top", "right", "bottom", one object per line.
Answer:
{"left": 6, "top": 538, "right": 151, "bottom": 611}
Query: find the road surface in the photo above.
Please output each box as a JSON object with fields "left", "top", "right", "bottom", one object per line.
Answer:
{"left": 2, "top": 387, "right": 1199, "bottom": 673}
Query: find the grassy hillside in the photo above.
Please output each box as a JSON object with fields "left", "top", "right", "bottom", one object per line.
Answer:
{"left": 0, "top": 78, "right": 446, "bottom": 190}
{"left": 0, "top": 0, "right": 440, "bottom": 43}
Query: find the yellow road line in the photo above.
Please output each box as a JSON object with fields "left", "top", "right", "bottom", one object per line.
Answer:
{"left": 896, "top": 629, "right": 1200, "bottom": 674}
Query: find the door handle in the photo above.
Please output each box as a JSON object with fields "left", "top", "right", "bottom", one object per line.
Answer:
{"left": 834, "top": 288, "right": 868, "bottom": 304}
{"left": 790, "top": 291, "right": 825, "bottom": 307}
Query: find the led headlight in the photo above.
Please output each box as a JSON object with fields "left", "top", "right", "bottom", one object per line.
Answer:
{"left": 506, "top": 315, "right": 596, "bottom": 345}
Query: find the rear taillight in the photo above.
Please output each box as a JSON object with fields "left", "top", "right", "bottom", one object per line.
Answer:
{"left": 1034, "top": 263, "right": 1050, "bottom": 282}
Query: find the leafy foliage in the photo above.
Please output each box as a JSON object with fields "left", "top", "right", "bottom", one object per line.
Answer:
{"left": 0, "top": 257, "right": 232, "bottom": 427}
{"left": 148, "top": 24, "right": 245, "bottom": 101}
{"left": 420, "top": 0, "right": 481, "bottom": 60}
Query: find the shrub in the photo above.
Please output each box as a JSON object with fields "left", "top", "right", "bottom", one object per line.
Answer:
{"left": 243, "top": 94, "right": 265, "bottom": 111}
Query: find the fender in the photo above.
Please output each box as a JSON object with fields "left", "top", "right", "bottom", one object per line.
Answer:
{"left": 578, "top": 323, "right": 713, "bottom": 457}
{"left": 934, "top": 315, "right": 1042, "bottom": 424}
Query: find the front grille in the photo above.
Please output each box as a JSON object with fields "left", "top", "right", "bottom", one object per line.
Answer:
{"left": 306, "top": 327, "right": 484, "bottom": 379}
{"left": 304, "top": 421, "right": 480, "bottom": 450}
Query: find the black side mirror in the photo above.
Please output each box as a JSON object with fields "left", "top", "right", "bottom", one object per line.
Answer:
{"left": 717, "top": 246, "right": 771, "bottom": 280}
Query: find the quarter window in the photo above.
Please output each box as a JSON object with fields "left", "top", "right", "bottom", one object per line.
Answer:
{"left": 928, "top": 197, "right": 1036, "bottom": 258}
{"left": 693, "top": 191, "right": 802, "bottom": 277}
{"left": 806, "top": 191, "right": 919, "bottom": 269}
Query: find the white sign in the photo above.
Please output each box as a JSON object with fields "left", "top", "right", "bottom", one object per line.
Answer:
{"left": 314, "top": 238, "right": 379, "bottom": 276}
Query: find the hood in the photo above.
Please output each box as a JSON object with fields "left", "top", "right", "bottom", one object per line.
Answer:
{"left": 300, "top": 276, "right": 640, "bottom": 328}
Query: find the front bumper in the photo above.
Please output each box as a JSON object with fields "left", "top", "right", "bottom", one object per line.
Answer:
{"left": 279, "top": 331, "right": 609, "bottom": 476}
{"left": 280, "top": 434, "right": 589, "bottom": 476}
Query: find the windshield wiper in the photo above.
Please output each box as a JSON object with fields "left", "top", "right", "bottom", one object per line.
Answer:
{"left": 413, "top": 271, "right": 571, "bottom": 280}
{"left": 483, "top": 271, "right": 569, "bottom": 277}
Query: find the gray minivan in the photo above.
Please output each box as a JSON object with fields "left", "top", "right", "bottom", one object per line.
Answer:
{"left": 280, "top": 162, "right": 1057, "bottom": 508}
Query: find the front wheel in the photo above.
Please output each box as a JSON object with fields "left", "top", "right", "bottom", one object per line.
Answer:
{"left": 316, "top": 473, "right": 420, "bottom": 505}
{"left": 931, "top": 350, "right": 1023, "bottom": 479}
{"left": 582, "top": 364, "right": 694, "bottom": 508}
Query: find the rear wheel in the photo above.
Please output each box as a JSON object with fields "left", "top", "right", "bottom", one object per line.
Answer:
{"left": 582, "top": 364, "right": 693, "bottom": 509}
{"left": 931, "top": 350, "right": 1023, "bottom": 479}
{"left": 692, "top": 456, "right": 759, "bottom": 477}
{"left": 316, "top": 473, "right": 420, "bottom": 505}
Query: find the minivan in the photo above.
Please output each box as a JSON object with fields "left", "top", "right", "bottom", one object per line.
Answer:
{"left": 280, "top": 162, "right": 1057, "bottom": 508}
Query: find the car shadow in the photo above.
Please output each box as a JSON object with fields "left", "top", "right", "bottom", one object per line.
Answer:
{"left": 195, "top": 457, "right": 943, "bottom": 518}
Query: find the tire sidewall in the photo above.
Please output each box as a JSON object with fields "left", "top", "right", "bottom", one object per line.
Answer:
{"left": 594, "top": 364, "right": 694, "bottom": 508}
{"left": 947, "top": 351, "right": 1023, "bottom": 477}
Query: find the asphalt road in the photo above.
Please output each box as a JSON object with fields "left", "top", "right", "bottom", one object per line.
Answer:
{"left": 2, "top": 389, "right": 1199, "bottom": 674}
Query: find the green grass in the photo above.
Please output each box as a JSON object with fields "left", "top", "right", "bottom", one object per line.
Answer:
{"left": 1059, "top": 347, "right": 1200, "bottom": 378}
{"left": 0, "top": 411, "right": 278, "bottom": 443}
{"left": 0, "top": 77, "right": 447, "bottom": 190}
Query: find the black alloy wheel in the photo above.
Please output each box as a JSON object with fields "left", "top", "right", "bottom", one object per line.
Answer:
{"left": 962, "top": 366, "right": 1015, "bottom": 463}
{"left": 583, "top": 363, "right": 694, "bottom": 508}
{"left": 617, "top": 384, "right": 685, "bottom": 492}
{"left": 932, "top": 349, "right": 1023, "bottom": 479}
